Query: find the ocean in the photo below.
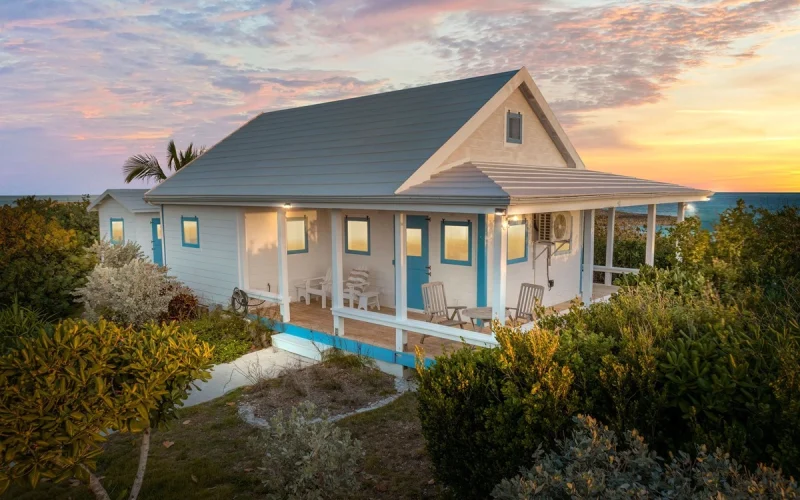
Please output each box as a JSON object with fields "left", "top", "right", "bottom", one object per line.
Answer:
{"left": 622, "top": 193, "right": 800, "bottom": 230}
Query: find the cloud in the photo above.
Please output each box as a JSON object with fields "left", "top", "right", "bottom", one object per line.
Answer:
{"left": 0, "top": 0, "right": 798, "bottom": 192}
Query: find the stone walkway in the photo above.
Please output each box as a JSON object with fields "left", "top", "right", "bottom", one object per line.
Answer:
{"left": 184, "top": 347, "right": 315, "bottom": 407}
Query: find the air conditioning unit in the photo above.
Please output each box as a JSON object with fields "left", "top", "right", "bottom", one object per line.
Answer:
{"left": 536, "top": 212, "right": 571, "bottom": 242}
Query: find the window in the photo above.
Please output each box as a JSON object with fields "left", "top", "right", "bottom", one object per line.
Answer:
{"left": 441, "top": 220, "right": 472, "bottom": 266}
{"left": 181, "top": 216, "right": 200, "bottom": 248}
{"left": 507, "top": 218, "right": 528, "bottom": 264}
{"left": 407, "top": 228, "right": 422, "bottom": 257}
{"left": 345, "top": 216, "right": 370, "bottom": 255}
{"left": 110, "top": 218, "right": 124, "bottom": 244}
{"left": 507, "top": 111, "right": 522, "bottom": 144}
{"left": 287, "top": 216, "right": 308, "bottom": 254}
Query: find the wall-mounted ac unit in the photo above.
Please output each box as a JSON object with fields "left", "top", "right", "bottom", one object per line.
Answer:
{"left": 536, "top": 212, "right": 571, "bottom": 242}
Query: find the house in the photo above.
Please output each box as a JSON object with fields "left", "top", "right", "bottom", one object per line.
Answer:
{"left": 142, "top": 68, "right": 711, "bottom": 371}
{"left": 88, "top": 189, "right": 164, "bottom": 266}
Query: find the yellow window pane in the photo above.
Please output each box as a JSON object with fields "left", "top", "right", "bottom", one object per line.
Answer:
{"left": 183, "top": 220, "right": 198, "bottom": 245}
{"left": 444, "top": 224, "right": 469, "bottom": 262}
{"left": 407, "top": 228, "right": 422, "bottom": 257}
{"left": 111, "top": 220, "right": 124, "bottom": 242}
{"left": 508, "top": 223, "right": 527, "bottom": 261}
{"left": 156, "top": 224, "right": 162, "bottom": 240}
{"left": 347, "top": 220, "right": 369, "bottom": 253}
{"left": 287, "top": 219, "right": 307, "bottom": 252}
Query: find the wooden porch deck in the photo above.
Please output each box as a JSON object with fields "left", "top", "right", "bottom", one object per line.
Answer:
{"left": 285, "top": 301, "right": 477, "bottom": 358}
{"left": 268, "top": 282, "right": 620, "bottom": 359}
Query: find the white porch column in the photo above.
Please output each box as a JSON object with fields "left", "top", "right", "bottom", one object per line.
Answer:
{"left": 581, "top": 209, "right": 595, "bottom": 306}
{"left": 676, "top": 202, "right": 686, "bottom": 223}
{"left": 604, "top": 207, "right": 615, "bottom": 286}
{"left": 276, "top": 208, "right": 291, "bottom": 322}
{"left": 330, "top": 209, "right": 345, "bottom": 336}
{"left": 394, "top": 213, "right": 408, "bottom": 352}
{"left": 645, "top": 204, "right": 657, "bottom": 266}
{"left": 491, "top": 213, "right": 507, "bottom": 325}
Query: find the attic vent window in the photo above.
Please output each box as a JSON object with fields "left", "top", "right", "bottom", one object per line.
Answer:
{"left": 507, "top": 111, "right": 522, "bottom": 144}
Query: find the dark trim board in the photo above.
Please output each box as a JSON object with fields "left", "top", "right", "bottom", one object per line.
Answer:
{"left": 259, "top": 317, "right": 436, "bottom": 369}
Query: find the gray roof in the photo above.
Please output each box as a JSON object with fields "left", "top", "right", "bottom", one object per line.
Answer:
{"left": 401, "top": 163, "right": 711, "bottom": 203}
{"left": 146, "top": 70, "right": 519, "bottom": 201}
{"left": 87, "top": 189, "right": 157, "bottom": 213}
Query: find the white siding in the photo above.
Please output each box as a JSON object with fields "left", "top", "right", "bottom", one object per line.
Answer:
{"left": 97, "top": 199, "right": 159, "bottom": 262}
{"left": 98, "top": 198, "right": 137, "bottom": 243}
{"left": 163, "top": 205, "right": 242, "bottom": 305}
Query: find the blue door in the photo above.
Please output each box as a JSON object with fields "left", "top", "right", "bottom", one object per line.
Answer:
{"left": 151, "top": 218, "right": 164, "bottom": 266}
{"left": 406, "top": 216, "right": 429, "bottom": 310}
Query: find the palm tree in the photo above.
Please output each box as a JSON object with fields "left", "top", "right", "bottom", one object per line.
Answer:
{"left": 123, "top": 140, "right": 206, "bottom": 184}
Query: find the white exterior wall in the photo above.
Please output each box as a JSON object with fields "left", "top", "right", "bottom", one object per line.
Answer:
{"left": 438, "top": 87, "right": 568, "bottom": 171}
{"left": 488, "top": 210, "right": 583, "bottom": 309}
{"left": 244, "top": 208, "right": 331, "bottom": 299}
{"left": 97, "top": 198, "right": 159, "bottom": 262}
{"left": 163, "top": 204, "right": 242, "bottom": 305}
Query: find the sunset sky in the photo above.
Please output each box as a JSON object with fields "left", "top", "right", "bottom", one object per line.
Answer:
{"left": 1, "top": 0, "right": 799, "bottom": 194}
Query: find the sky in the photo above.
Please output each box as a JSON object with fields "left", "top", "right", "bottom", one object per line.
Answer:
{"left": 1, "top": 0, "right": 799, "bottom": 195}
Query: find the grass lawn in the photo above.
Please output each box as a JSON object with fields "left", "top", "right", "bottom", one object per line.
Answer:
{"left": 4, "top": 362, "right": 445, "bottom": 499}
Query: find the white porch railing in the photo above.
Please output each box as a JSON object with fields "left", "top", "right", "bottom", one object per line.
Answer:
{"left": 332, "top": 306, "right": 499, "bottom": 348}
{"left": 243, "top": 288, "right": 284, "bottom": 304}
{"left": 594, "top": 265, "right": 639, "bottom": 275}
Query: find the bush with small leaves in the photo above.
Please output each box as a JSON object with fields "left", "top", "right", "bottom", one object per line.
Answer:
{"left": 87, "top": 238, "right": 144, "bottom": 268}
{"left": 74, "top": 259, "right": 184, "bottom": 327}
{"left": 182, "top": 309, "right": 273, "bottom": 363}
{"left": 492, "top": 415, "right": 800, "bottom": 499}
{"left": 250, "top": 402, "right": 364, "bottom": 500}
{"left": 0, "top": 319, "right": 213, "bottom": 500}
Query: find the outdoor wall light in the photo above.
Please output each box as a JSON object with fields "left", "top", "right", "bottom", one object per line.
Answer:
{"left": 494, "top": 208, "right": 506, "bottom": 216}
{"left": 283, "top": 202, "right": 292, "bottom": 209}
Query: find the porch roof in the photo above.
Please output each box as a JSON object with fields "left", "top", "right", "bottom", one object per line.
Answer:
{"left": 401, "top": 162, "right": 712, "bottom": 210}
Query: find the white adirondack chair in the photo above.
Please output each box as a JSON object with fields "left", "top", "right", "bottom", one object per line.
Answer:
{"left": 305, "top": 268, "right": 332, "bottom": 308}
{"left": 342, "top": 267, "right": 371, "bottom": 308}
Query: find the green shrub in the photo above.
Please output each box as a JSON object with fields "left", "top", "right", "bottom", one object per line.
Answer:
{"left": 0, "top": 319, "right": 213, "bottom": 498}
{"left": 14, "top": 196, "right": 98, "bottom": 247}
{"left": 419, "top": 268, "right": 800, "bottom": 495}
{"left": 0, "top": 205, "right": 94, "bottom": 318}
{"left": 0, "top": 298, "right": 52, "bottom": 355}
{"left": 492, "top": 415, "right": 799, "bottom": 499}
{"left": 417, "top": 325, "right": 575, "bottom": 499}
{"left": 250, "top": 402, "right": 363, "bottom": 500}
{"left": 181, "top": 309, "right": 273, "bottom": 363}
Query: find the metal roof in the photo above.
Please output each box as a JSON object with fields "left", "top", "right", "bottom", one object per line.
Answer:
{"left": 146, "top": 70, "right": 519, "bottom": 201}
{"left": 401, "top": 162, "right": 711, "bottom": 204}
{"left": 87, "top": 189, "right": 157, "bottom": 213}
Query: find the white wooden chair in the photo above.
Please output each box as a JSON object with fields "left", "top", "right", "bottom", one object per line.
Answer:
{"left": 305, "top": 268, "right": 332, "bottom": 308}
{"left": 342, "top": 267, "right": 371, "bottom": 308}
{"left": 507, "top": 283, "right": 545, "bottom": 325}
{"left": 421, "top": 282, "right": 467, "bottom": 343}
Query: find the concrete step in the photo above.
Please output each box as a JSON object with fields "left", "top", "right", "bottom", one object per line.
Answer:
{"left": 272, "top": 333, "right": 332, "bottom": 361}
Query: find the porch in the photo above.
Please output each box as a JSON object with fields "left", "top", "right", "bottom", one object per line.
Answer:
{"left": 240, "top": 202, "right": 688, "bottom": 363}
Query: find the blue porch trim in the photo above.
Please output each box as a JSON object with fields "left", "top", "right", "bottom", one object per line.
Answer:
{"left": 477, "top": 214, "right": 487, "bottom": 307}
{"left": 260, "top": 317, "right": 435, "bottom": 369}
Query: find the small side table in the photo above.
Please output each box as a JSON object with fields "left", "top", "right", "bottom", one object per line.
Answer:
{"left": 461, "top": 306, "right": 494, "bottom": 329}
{"left": 357, "top": 290, "right": 381, "bottom": 311}
{"left": 295, "top": 283, "right": 307, "bottom": 304}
